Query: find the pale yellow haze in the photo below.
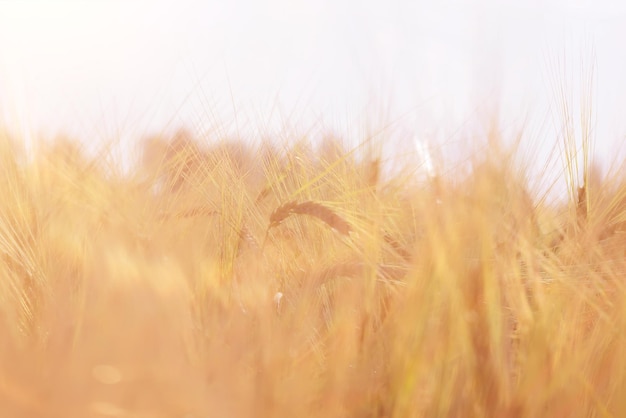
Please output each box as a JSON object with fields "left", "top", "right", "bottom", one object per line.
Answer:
{"left": 0, "top": 0, "right": 625, "bottom": 163}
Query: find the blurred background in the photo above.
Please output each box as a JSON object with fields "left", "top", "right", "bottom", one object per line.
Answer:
{"left": 0, "top": 0, "right": 625, "bottom": 179}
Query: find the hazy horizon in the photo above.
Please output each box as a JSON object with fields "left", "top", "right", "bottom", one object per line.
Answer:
{"left": 1, "top": 0, "right": 625, "bottom": 179}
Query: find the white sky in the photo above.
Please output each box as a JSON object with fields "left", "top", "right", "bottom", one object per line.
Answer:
{"left": 1, "top": 0, "right": 625, "bottom": 180}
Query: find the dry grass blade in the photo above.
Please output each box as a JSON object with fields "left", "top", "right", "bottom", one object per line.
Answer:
{"left": 268, "top": 200, "right": 352, "bottom": 236}
{"left": 577, "top": 184, "right": 587, "bottom": 223}
{"left": 158, "top": 206, "right": 218, "bottom": 220}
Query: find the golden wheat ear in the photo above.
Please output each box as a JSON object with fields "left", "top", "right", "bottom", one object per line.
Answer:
{"left": 267, "top": 200, "right": 352, "bottom": 236}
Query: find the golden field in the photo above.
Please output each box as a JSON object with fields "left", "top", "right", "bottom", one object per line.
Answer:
{"left": 0, "top": 120, "right": 624, "bottom": 417}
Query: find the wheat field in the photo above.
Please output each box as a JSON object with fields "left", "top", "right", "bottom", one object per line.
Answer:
{"left": 0, "top": 120, "right": 624, "bottom": 418}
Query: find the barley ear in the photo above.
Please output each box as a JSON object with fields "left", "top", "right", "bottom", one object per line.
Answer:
{"left": 267, "top": 200, "right": 352, "bottom": 236}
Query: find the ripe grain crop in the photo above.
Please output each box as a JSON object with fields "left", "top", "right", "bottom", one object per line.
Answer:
{"left": 0, "top": 105, "right": 625, "bottom": 418}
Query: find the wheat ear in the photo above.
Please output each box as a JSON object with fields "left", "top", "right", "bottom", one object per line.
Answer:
{"left": 267, "top": 200, "right": 352, "bottom": 236}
